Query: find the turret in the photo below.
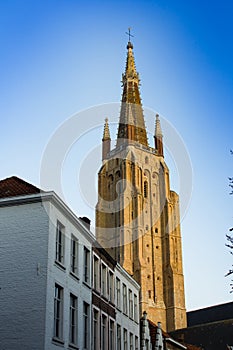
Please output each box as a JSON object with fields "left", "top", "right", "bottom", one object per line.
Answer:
{"left": 154, "top": 113, "right": 164, "bottom": 157}
{"left": 102, "top": 118, "right": 111, "bottom": 161}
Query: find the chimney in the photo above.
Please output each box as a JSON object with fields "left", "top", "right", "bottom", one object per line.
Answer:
{"left": 79, "top": 216, "right": 91, "bottom": 230}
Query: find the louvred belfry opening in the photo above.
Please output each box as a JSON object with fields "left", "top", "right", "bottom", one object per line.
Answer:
{"left": 117, "top": 41, "right": 148, "bottom": 147}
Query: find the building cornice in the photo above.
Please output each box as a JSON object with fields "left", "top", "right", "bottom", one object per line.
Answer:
{"left": 0, "top": 191, "right": 96, "bottom": 243}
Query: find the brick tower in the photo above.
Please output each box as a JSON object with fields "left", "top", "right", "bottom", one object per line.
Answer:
{"left": 96, "top": 40, "right": 187, "bottom": 332}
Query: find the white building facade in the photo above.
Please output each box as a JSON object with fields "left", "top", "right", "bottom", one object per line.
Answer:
{"left": 0, "top": 176, "right": 140, "bottom": 350}
{"left": 92, "top": 246, "right": 140, "bottom": 350}
{"left": 115, "top": 264, "right": 140, "bottom": 350}
{"left": 0, "top": 187, "right": 94, "bottom": 350}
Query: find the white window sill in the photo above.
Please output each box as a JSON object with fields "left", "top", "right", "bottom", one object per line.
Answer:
{"left": 55, "top": 260, "right": 66, "bottom": 271}
{"left": 70, "top": 271, "right": 79, "bottom": 281}
{"left": 68, "top": 342, "right": 79, "bottom": 349}
{"left": 52, "top": 336, "right": 64, "bottom": 346}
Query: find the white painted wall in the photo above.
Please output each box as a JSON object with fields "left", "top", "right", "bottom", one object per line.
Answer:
{"left": 44, "top": 199, "right": 93, "bottom": 350}
{"left": 0, "top": 194, "right": 94, "bottom": 350}
{"left": 0, "top": 200, "right": 49, "bottom": 350}
{"left": 0, "top": 192, "right": 141, "bottom": 350}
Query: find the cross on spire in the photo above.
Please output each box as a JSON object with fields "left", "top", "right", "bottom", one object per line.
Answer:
{"left": 125, "top": 27, "right": 134, "bottom": 42}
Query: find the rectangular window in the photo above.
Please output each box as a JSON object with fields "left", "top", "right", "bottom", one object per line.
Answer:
{"left": 109, "top": 271, "right": 114, "bottom": 303}
{"left": 93, "top": 308, "right": 99, "bottom": 350}
{"left": 123, "top": 328, "right": 127, "bottom": 350}
{"left": 109, "top": 319, "right": 115, "bottom": 350}
{"left": 116, "top": 278, "right": 121, "bottom": 309}
{"left": 69, "top": 293, "right": 78, "bottom": 345}
{"left": 129, "top": 333, "right": 133, "bottom": 350}
{"left": 123, "top": 284, "right": 127, "bottom": 314}
{"left": 146, "top": 339, "right": 149, "bottom": 350}
{"left": 84, "top": 247, "right": 90, "bottom": 284}
{"left": 117, "top": 324, "right": 121, "bottom": 350}
{"left": 83, "top": 302, "right": 90, "bottom": 349}
{"left": 54, "top": 284, "right": 63, "bottom": 340}
{"left": 93, "top": 255, "right": 100, "bottom": 290}
{"left": 101, "top": 314, "right": 108, "bottom": 350}
{"left": 134, "top": 294, "right": 138, "bottom": 322}
{"left": 129, "top": 290, "right": 133, "bottom": 319}
{"left": 70, "top": 235, "right": 78, "bottom": 275}
{"left": 135, "top": 336, "right": 139, "bottom": 350}
{"left": 56, "top": 221, "right": 65, "bottom": 264}
{"left": 101, "top": 263, "right": 107, "bottom": 297}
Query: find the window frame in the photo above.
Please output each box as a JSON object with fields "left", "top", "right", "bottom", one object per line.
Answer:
{"left": 109, "top": 318, "right": 115, "bottom": 350}
{"left": 129, "top": 332, "right": 133, "bottom": 350}
{"left": 123, "top": 283, "right": 127, "bottom": 314}
{"left": 101, "top": 262, "right": 108, "bottom": 297}
{"left": 134, "top": 294, "right": 138, "bottom": 323}
{"left": 101, "top": 313, "right": 108, "bottom": 350}
{"left": 69, "top": 293, "right": 78, "bottom": 346}
{"left": 53, "top": 283, "right": 64, "bottom": 341}
{"left": 83, "top": 302, "right": 90, "bottom": 349}
{"left": 55, "top": 221, "right": 65, "bottom": 265}
{"left": 117, "top": 324, "right": 121, "bottom": 350}
{"left": 109, "top": 270, "right": 114, "bottom": 303}
{"left": 70, "top": 235, "right": 79, "bottom": 276}
{"left": 129, "top": 289, "right": 133, "bottom": 319}
{"left": 116, "top": 277, "right": 121, "bottom": 309}
{"left": 83, "top": 246, "right": 91, "bottom": 285}
{"left": 123, "top": 328, "right": 128, "bottom": 350}
{"left": 135, "top": 336, "right": 139, "bottom": 350}
{"left": 93, "top": 254, "right": 100, "bottom": 291}
{"left": 93, "top": 307, "right": 100, "bottom": 350}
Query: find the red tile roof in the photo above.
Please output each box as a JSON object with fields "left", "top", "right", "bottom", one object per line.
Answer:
{"left": 0, "top": 176, "right": 42, "bottom": 199}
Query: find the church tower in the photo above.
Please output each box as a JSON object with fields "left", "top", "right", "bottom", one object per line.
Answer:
{"left": 96, "top": 39, "right": 187, "bottom": 332}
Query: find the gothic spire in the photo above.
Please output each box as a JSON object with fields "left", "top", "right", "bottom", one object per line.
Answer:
{"left": 117, "top": 40, "right": 148, "bottom": 147}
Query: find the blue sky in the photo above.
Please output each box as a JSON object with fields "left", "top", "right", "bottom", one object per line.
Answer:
{"left": 1, "top": 0, "right": 233, "bottom": 311}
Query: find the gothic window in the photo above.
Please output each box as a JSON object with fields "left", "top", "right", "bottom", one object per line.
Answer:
{"left": 116, "top": 171, "right": 121, "bottom": 193}
{"left": 144, "top": 181, "right": 148, "bottom": 198}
